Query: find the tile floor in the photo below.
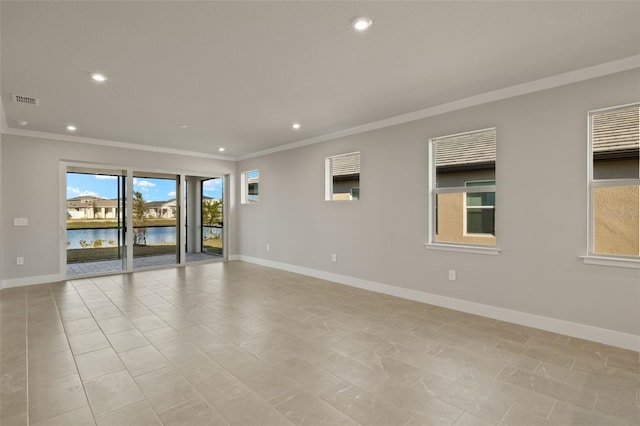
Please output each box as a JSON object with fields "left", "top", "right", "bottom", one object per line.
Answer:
{"left": 1, "top": 261, "right": 639, "bottom": 425}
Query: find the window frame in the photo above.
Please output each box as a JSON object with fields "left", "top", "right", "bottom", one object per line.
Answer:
{"left": 464, "top": 180, "right": 496, "bottom": 237}
{"left": 427, "top": 128, "right": 500, "bottom": 255}
{"left": 241, "top": 169, "right": 259, "bottom": 204}
{"left": 585, "top": 103, "right": 640, "bottom": 267}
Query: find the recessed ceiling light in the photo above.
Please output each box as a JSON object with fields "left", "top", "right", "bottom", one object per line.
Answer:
{"left": 16, "top": 120, "right": 28, "bottom": 126}
{"left": 352, "top": 17, "right": 373, "bottom": 31}
{"left": 292, "top": 123, "right": 301, "bottom": 130}
{"left": 218, "top": 147, "right": 225, "bottom": 152}
{"left": 66, "top": 125, "right": 77, "bottom": 132}
{"left": 90, "top": 73, "right": 108, "bottom": 83}
{"left": 179, "top": 124, "right": 189, "bottom": 129}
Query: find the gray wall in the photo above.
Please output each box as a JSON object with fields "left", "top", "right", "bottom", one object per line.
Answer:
{"left": 1, "top": 134, "right": 237, "bottom": 281}
{"left": 237, "top": 69, "right": 640, "bottom": 336}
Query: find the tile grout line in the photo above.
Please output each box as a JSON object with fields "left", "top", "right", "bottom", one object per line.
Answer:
{"left": 50, "top": 281, "right": 99, "bottom": 425}
{"left": 83, "top": 276, "right": 156, "bottom": 424}
{"left": 97, "top": 273, "right": 225, "bottom": 425}
{"left": 546, "top": 399, "right": 558, "bottom": 421}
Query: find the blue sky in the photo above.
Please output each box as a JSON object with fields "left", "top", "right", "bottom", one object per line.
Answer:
{"left": 67, "top": 173, "right": 223, "bottom": 201}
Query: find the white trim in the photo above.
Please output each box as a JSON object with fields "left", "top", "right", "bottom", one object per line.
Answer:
{"left": 2, "top": 128, "right": 235, "bottom": 161}
{"left": 239, "top": 55, "right": 640, "bottom": 161}
{"left": 424, "top": 243, "right": 501, "bottom": 256}
{"left": 435, "top": 185, "right": 496, "bottom": 195}
{"left": 581, "top": 255, "right": 640, "bottom": 269}
{"left": 179, "top": 173, "right": 186, "bottom": 265}
{"left": 592, "top": 179, "right": 640, "bottom": 188}
{"left": 228, "top": 254, "right": 240, "bottom": 261}
{"left": 324, "top": 157, "right": 332, "bottom": 201}
{"left": 238, "top": 256, "right": 639, "bottom": 351}
{"left": 0, "top": 95, "right": 7, "bottom": 133}
{"left": 2, "top": 273, "right": 65, "bottom": 289}
{"left": 2, "top": 57, "right": 637, "bottom": 162}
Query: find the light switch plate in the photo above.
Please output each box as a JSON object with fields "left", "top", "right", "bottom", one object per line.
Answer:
{"left": 14, "top": 218, "right": 28, "bottom": 226}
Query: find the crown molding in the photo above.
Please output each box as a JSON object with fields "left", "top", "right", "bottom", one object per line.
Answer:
{"left": 238, "top": 55, "right": 640, "bottom": 161}
{"left": 1, "top": 128, "right": 236, "bottom": 161}
{"left": 2, "top": 56, "right": 638, "bottom": 162}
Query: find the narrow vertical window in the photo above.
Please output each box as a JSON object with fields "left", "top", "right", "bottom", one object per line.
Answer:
{"left": 241, "top": 170, "right": 259, "bottom": 204}
{"left": 429, "top": 128, "right": 496, "bottom": 247}
{"left": 589, "top": 104, "right": 639, "bottom": 258}
{"left": 326, "top": 152, "right": 360, "bottom": 201}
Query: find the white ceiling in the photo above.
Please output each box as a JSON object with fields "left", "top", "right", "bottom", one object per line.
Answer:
{"left": 2, "top": 1, "right": 639, "bottom": 159}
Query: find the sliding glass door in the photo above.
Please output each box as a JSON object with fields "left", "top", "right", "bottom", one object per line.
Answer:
{"left": 65, "top": 167, "right": 224, "bottom": 276}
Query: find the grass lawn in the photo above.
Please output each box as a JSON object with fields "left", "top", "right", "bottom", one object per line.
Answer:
{"left": 203, "top": 238, "right": 223, "bottom": 255}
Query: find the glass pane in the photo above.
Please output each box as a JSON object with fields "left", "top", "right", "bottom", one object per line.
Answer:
{"left": 593, "top": 185, "right": 640, "bottom": 256}
{"left": 434, "top": 192, "right": 496, "bottom": 246}
{"left": 202, "top": 177, "right": 224, "bottom": 257}
{"left": 467, "top": 208, "right": 495, "bottom": 234}
{"left": 592, "top": 105, "right": 639, "bottom": 180}
{"left": 132, "top": 175, "right": 178, "bottom": 269}
{"left": 66, "top": 170, "right": 126, "bottom": 276}
{"left": 466, "top": 191, "right": 494, "bottom": 207}
{"left": 330, "top": 152, "right": 360, "bottom": 201}
{"left": 185, "top": 176, "right": 223, "bottom": 263}
{"left": 435, "top": 129, "right": 496, "bottom": 188}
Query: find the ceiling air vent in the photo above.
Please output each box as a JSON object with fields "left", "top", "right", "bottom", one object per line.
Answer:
{"left": 12, "top": 94, "right": 40, "bottom": 106}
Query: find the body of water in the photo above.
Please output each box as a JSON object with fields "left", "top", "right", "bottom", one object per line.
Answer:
{"left": 67, "top": 226, "right": 222, "bottom": 249}
{"left": 67, "top": 227, "right": 175, "bottom": 249}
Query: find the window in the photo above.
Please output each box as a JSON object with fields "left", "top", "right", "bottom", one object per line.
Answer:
{"left": 588, "top": 103, "right": 639, "bottom": 259}
{"left": 326, "top": 152, "right": 360, "bottom": 201}
{"left": 429, "top": 128, "right": 496, "bottom": 247}
{"left": 241, "top": 170, "right": 259, "bottom": 204}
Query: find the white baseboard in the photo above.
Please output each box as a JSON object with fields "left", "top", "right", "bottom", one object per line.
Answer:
{"left": 238, "top": 255, "right": 640, "bottom": 352}
{"left": 228, "top": 254, "right": 240, "bottom": 261}
{"left": 2, "top": 273, "right": 65, "bottom": 289}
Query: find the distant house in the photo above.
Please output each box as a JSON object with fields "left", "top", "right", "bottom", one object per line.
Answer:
{"left": 67, "top": 195, "right": 222, "bottom": 222}
{"left": 145, "top": 199, "right": 177, "bottom": 219}
{"left": 67, "top": 196, "right": 119, "bottom": 220}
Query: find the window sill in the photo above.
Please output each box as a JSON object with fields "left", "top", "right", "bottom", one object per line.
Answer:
{"left": 580, "top": 255, "right": 640, "bottom": 269}
{"left": 424, "top": 243, "right": 501, "bottom": 256}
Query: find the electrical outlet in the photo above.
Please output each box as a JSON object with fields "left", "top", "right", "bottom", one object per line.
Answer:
{"left": 16, "top": 257, "right": 24, "bottom": 265}
{"left": 448, "top": 269, "right": 456, "bottom": 281}
{"left": 266, "top": 244, "right": 270, "bottom": 252}
{"left": 331, "top": 254, "right": 337, "bottom": 262}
